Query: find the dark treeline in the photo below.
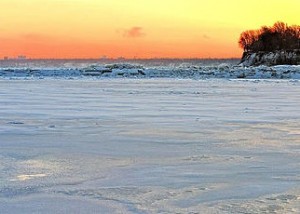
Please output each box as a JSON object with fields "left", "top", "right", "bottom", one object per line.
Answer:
{"left": 239, "top": 22, "right": 300, "bottom": 52}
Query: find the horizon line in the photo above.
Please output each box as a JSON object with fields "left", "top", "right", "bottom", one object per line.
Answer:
{"left": 0, "top": 57, "right": 241, "bottom": 61}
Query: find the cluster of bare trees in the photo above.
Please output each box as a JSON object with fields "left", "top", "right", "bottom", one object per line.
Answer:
{"left": 239, "top": 22, "right": 300, "bottom": 52}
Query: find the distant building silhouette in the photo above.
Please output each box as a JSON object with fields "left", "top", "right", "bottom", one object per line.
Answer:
{"left": 16, "top": 55, "right": 27, "bottom": 60}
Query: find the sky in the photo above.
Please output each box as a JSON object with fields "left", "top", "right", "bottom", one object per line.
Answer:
{"left": 0, "top": 0, "right": 299, "bottom": 59}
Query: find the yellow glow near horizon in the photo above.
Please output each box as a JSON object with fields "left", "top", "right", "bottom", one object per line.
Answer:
{"left": 0, "top": 0, "right": 299, "bottom": 58}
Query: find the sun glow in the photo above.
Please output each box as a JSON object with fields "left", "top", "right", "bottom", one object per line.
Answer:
{"left": 0, "top": 0, "right": 299, "bottom": 59}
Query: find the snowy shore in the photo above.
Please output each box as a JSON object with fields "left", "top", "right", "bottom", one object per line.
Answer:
{"left": 0, "top": 78, "right": 299, "bottom": 213}
{"left": 1, "top": 63, "right": 300, "bottom": 79}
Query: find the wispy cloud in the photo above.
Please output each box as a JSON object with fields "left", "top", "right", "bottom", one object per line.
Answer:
{"left": 21, "top": 33, "right": 45, "bottom": 40}
{"left": 122, "top": 27, "right": 145, "bottom": 38}
{"left": 0, "top": 33, "right": 49, "bottom": 43}
{"left": 203, "top": 34, "right": 211, "bottom": 39}
{"left": 19, "top": 33, "right": 53, "bottom": 43}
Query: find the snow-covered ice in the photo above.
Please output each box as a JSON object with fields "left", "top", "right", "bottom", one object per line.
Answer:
{"left": 1, "top": 62, "right": 300, "bottom": 79}
{"left": 0, "top": 77, "right": 299, "bottom": 213}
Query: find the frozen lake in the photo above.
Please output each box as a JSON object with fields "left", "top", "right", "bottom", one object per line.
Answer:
{"left": 0, "top": 78, "right": 299, "bottom": 213}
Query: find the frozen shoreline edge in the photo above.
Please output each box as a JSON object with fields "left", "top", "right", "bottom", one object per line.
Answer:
{"left": 1, "top": 63, "right": 300, "bottom": 79}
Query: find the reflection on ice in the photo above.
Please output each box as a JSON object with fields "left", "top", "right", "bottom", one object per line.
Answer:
{"left": 15, "top": 174, "right": 47, "bottom": 181}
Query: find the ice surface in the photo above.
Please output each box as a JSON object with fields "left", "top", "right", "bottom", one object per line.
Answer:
{"left": 0, "top": 78, "right": 299, "bottom": 213}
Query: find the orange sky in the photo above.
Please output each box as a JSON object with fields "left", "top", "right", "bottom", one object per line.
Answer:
{"left": 0, "top": 0, "right": 299, "bottom": 59}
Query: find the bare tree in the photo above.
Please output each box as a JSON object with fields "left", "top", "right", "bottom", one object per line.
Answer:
{"left": 238, "top": 22, "right": 300, "bottom": 52}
